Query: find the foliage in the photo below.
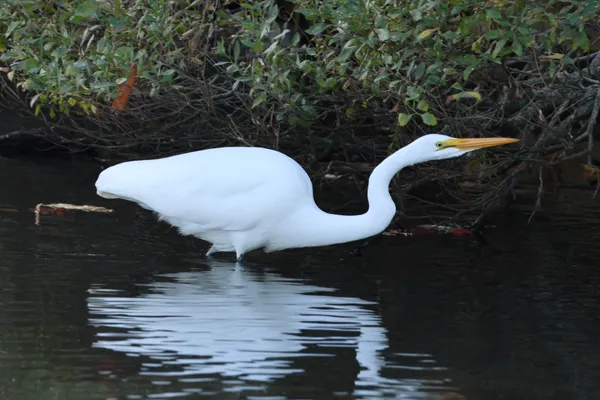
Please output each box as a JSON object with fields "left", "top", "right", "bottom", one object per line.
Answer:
{"left": 217, "top": 0, "right": 599, "bottom": 133}
{"left": 1, "top": 0, "right": 600, "bottom": 222}
{"left": 0, "top": 0, "right": 209, "bottom": 116}
{"left": 2, "top": 0, "right": 598, "bottom": 131}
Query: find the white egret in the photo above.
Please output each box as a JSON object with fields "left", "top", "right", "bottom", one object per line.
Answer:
{"left": 95, "top": 134, "right": 518, "bottom": 261}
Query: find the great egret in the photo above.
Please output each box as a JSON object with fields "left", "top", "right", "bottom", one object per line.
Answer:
{"left": 95, "top": 134, "right": 518, "bottom": 261}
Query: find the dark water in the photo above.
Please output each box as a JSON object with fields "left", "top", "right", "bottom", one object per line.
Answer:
{"left": 1, "top": 156, "right": 600, "bottom": 400}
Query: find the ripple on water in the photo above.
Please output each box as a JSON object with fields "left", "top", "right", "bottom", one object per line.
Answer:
{"left": 88, "top": 264, "right": 461, "bottom": 399}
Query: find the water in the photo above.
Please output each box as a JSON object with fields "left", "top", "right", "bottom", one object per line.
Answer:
{"left": 1, "top": 155, "right": 600, "bottom": 400}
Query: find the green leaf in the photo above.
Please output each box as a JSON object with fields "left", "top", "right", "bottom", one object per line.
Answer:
{"left": 267, "top": 5, "right": 279, "bottom": 23}
{"left": 114, "top": 46, "right": 134, "bottom": 62}
{"left": 375, "top": 28, "right": 390, "bottom": 41}
{"left": 234, "top": 41, "right": 240, "bottom": 63}
{"left": 417, "top": 99, "right": 429, "bottom": 112}
{"left": 458, "top": 18, "right": 474, "bottom": 35}
{"left": 414, "top": 62, "right": 426, "bottom": 80}
{"left": 73, "top": 60, "right": 89, "bottom": 71}
{"left": 485, "top": 8, "right": 502, "bottom": 21}
{"left": 295, "top": 7, "right": 317, "bottom": 19}
{"left": 240, "top": 39, "right": 254, "bottom": 48}
{"left": 410, "top": 9, "right": 422, "bottom": 21}
{"left": 518, "top": 27, "right": 536, "bottom": 35}
{"left": 5, "top": 21, "right": 20, "bottom": 38}
{"left": 51, "top": 47, "right": 68, "bottom": 58}
{"left": 160, "top": 69, "right": 176, "bottom": 82}
{"left": 305, "top": 23, "right": 328, "bottom": 36}
{"left": 109, "top": 16, "right": 126, "bottom": 29}
{"left": 226, "top": 64, "right": 239, "bottom": 73}
{"left": 425, "top": 74, "right": 441, "bottom": 85}
{"left": 520, "top": 35, "right": 535, "bottom": 48}
{"left": 398, "top": 113, "right": 412, "bottom": 126}
{"left": 252, "top": 92, "right": 267, "bottom": 108}
{"left": 463, "top": 65, "right": 477, "bottom": 81}
{"left": 485, "top": 30, "right": 503, "bottom": 39}
{"left": 421, "top": 112, "right": 437, "bottom": 126}
{"left": 339, "top": 44, "right": 356, "bottom": 62}
{"left": 73, "top": 0, "right": 98, "bottom": 18}
{"left": 575, "top": 31, "right": 590, "bottom": 51}
{"left": 492, "top": 39, "right": 507, "bottom": 58}
{"left": 24, "top": 58, "right": 39, "bottom": 71}
{"left": 511, "top": 39, "right": 523, "bottom": 56}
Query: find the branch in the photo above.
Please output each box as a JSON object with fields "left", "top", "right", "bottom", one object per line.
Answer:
{"left": 0, "top": 128, "right": 46, "bottom": 141}
{"left": 585, "top": 86, "right": 600, "bottom": 164}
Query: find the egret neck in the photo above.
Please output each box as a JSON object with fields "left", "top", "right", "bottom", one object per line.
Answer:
{"left": 272, "top": 145, "right": 426, "bottom": 250}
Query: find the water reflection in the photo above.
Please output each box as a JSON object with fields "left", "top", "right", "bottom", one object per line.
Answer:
{"left": 87, "top": 260, "right": 458, "bottom": 399}
{"left": 8, "top": 155, "right": 600, "bottom": 399}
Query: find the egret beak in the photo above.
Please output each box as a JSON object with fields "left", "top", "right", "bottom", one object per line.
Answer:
{"left": 443, "top": 137, "right": 519, "bottom": 151}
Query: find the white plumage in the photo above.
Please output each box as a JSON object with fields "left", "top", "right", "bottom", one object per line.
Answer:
{"left": 95, "top": 134, "right": 518, "bottom": 260}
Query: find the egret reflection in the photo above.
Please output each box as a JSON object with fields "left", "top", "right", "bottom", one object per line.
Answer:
{"left": 87, "top": 260, "right": 457, "bottom": 397}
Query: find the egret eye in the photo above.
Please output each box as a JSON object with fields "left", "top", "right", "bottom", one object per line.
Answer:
{"left": 435, "top": 141, "right": 444, "bottom": 149}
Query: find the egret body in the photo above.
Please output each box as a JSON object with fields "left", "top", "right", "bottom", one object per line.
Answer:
{"left": 95, "top": 134, "right": 518, "bottom": 261}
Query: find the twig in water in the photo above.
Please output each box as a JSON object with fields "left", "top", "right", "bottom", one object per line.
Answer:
{"left": 0, "top": 128, "right": 45, "bottom": 141}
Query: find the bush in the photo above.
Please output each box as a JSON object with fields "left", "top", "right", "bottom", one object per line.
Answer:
{"left": 2, "top": 0, "right": 598, "bottom": 136}
{"left": 218, "top": 0, "right": 599, "bottom": 135}
{"left": 1, "top": 0, "right": 600, "bottom": 219}
{"left": 0, "top": 0, "right": 209, "bottom": 116}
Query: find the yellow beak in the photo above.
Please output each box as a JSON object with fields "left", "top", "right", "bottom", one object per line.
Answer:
{"left": 443, "top": 137, "right": 519, "bottom": 151}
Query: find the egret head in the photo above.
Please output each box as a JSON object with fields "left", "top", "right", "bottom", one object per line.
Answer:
{"left": 409, "top": 134, "right": 519, "bottom": 162}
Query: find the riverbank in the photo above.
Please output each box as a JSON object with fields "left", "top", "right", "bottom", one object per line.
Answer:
{"left": 2, "top": 106, "right": 599, "bottom": 236}
{"left": 2, "top": 0, "right": 600, "bottom": 224}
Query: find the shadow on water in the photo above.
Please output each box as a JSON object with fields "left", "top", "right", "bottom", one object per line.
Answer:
{"left": 1, "top": 155, "right": 600, "bottom": 399}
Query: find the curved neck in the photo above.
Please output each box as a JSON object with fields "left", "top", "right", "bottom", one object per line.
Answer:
{"left": 273, "top": 146, "right": 425, "bottom": 250}
{"left": 367, "top": 144, "right": 424, "bottom": 203}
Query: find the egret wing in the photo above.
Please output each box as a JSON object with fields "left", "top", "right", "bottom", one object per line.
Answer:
{"left": 98, "top": 147, "right": 310, "bottom": 233}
